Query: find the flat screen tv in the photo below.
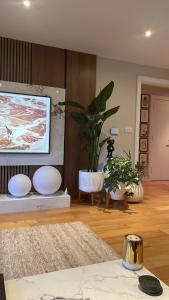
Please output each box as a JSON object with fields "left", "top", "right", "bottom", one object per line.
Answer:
{"left": 0, "top": 91, "right": 51, "bottom": 153}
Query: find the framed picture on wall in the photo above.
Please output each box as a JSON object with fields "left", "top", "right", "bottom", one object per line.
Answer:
{"left": 141, "top": 94, "right": 150, "bottom": 108}
{"left": 141, "top": 109, "right": 149, "bottom": 123}
{"left": 140, "top": 123, "right": 148, "bottom": 137}
{"left": 139, "top": 153, "right": 148, "bottom": 164}
{"left": 140, "top": 138, "right": 148, "bottom": 152}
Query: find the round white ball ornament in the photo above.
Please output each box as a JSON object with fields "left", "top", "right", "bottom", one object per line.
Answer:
{"left": 33, "top": 166, "right": 62, "bottom": 195}
{"left": 8, "top": 174, "right": 32, "bottom": 197}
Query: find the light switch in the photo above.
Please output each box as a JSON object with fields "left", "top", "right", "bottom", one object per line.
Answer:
{"left": 110, "top": 128, "right": 119, "bottom": 135}
{"left": 124, "top": 127, "right": 133, "bottom": 133}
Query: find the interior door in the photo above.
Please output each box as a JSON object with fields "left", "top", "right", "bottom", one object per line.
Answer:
{"left": 149, "top": 97, "right": 169, "bottom": 180}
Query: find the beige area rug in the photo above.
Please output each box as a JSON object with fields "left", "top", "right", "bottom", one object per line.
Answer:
{"left": 0, "top": 221, "right": 118, "bottom": 280}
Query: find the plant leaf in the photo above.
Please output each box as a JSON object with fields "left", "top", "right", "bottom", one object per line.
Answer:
{"left": 83, "top": 129, "right": 93, "bottom": 139}
{"left": 99, "top": 137, "right": 110, "bottom": 149}
{"left": 87, "top": 81, "right": 114, "bottom": 114}
{"left": 101, "top": 106, "right": 120, "bottom": 121}
{"left": 71, "top": 111, "right": 88, "bottom": 125}
{"left": 95, "top": 122, "right": 103, "bottom": 137}
{"left": 59, "top": 101, "right": 85, "bottom": 110}
{"left": 80, "top": 144, "right": 90, "bottom": 152}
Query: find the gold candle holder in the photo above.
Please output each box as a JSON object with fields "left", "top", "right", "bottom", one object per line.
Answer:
{"left": 122, "top": 234, "right": 143, "bottom": 270}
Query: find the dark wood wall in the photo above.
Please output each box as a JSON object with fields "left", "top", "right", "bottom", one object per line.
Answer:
{"left": 65, "top": 51, "right": 96, "bottom": 197}
{"left": 0, "top": 37, "right": 96, "bottom": 197}
{"left": 31, "top": 44, "right": 65, "bottom": 88}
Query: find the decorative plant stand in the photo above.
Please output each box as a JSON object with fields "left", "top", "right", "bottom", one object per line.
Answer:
{"left": 105, "top": 192, "right": 128, "bottom": 210}
{"left": 78, "top": 190, "right": 102, "bottom": 206}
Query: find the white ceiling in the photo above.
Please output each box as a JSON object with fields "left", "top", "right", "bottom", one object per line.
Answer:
{"left": 0, "top": 0, "right": 169, "bottom": 69}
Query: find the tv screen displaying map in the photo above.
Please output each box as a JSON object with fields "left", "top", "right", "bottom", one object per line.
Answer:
{"left": 0, "top": 91, "right": 51, "bottom": 153}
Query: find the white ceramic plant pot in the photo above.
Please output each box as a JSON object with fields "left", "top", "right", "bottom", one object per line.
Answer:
{"left": 127, "top": 182, "right": 144, "bottom": 203}
{"left": 79, "top": 170, "right": 103, "bottom": 192}
{"left": 110, "top": 183, "right": 126, "bottom": 200}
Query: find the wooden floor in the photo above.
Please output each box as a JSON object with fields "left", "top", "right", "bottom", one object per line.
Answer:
{"left": 0, "top": 181, "right": 169, "bottom": 285}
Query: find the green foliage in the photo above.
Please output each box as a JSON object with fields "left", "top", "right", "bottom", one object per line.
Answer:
{"left": 99, "top": 137, "right": 111, "bottom": 149}
{"left": 134, "top": 161, "right": 145, "bottom": 179}
{"left": 70, "top": 111, "right": 88, "bottom": 124}
{"left": 59, "top": 81, "right": 120, "bottom": 171}
{"left": 103, "top": 155, "right": 145, "bottom": 192}
{"left": 59, "top": 101, "right": 85, "bottom": 110}
{"left": 101, "top": 107, "right": 119, "bottom": 121}
{"left": 87, "top": 81, "right": 114, "bottom": 114}
{"left": 104, "top": 156, "right": 133, "bottom": 192}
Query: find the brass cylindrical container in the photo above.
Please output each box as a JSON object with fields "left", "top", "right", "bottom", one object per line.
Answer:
{"left": 122, "top": 234, "right": 143, "bottom": 270}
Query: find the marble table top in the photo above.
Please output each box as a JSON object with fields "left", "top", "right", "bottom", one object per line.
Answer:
{"left": 5, "top": 259, "right": 169, "bottom": 300}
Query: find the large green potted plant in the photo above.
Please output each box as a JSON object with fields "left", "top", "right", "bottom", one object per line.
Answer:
{"left": 104, "top": 154, "right": 145, "bottom": 201}
{"left": 103, "top": 155, "right": 134, "bottom": 200}
{"left": 59, "top": 81, "right": 120, "bottom": 192}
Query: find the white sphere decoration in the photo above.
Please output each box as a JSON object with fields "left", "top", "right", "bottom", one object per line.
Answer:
{"left": 8, "top": 174, "right": 32, "bottom": 197}
{"left": 33, "top": 166, "right": 62, "bottom": 195}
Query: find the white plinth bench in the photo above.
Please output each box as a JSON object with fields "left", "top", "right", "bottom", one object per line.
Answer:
{"left": 0, "top": 191, "right": 70, "bottom": 213}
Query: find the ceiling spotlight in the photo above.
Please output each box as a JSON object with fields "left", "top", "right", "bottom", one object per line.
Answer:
{"left": 23, "top": 0, "right": 30, "bottom": 7}
{"left": 145, "top": 30, "right": 152, "bottom": 38}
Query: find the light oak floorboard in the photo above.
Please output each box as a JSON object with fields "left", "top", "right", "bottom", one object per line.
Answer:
{"left": 0, "top": 181, "right": 169, "bottom": 284}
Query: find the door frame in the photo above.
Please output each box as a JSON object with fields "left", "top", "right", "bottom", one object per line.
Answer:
{"left": 135, "top": 76, "right": 169, "bottom": 164}
{"left": 149, "top": 95, "right": 169, "bottom": 180}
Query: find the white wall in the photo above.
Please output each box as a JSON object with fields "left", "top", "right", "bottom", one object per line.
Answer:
{"left": 96, "top": 57, "right": 169, "bottom": 163}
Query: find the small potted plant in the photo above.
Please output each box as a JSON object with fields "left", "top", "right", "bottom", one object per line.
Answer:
{"left": 59, "top": 81, "right": 120, "bottom": 193}
{"left": 126, "top": 161, "right": 145, "bottom": 203}
{"left": 103, "top": 155, "right": 134, "bottom": 200}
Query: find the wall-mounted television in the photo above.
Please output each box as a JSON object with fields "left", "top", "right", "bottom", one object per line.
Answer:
{"left": 0, "top": 91, "right": 51, "bottom": 154}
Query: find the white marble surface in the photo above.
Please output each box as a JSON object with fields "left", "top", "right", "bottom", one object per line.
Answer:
{"left": 0, "top": 192, "right": 70, "bottom": 213}
{"left": 5, "top": 259, "right": 169, "bottom": 300}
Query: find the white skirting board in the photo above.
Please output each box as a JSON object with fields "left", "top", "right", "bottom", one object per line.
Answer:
{"left": 0, "top": 191, "right": 71, "bottom": 213}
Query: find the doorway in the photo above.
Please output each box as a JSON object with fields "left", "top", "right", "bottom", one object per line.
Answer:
{"left": 149, "top": 96, "right": 169, "bottom": 180}
{"left": 135, "top": 76, "right": 169, "bottom": 181}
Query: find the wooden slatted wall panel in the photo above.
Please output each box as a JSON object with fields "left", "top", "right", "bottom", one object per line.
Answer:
{"left": 0, "top": 37, "right": 32, "bottom": 83}
{"left": 32, "top": 43, "right": 65, "bottom": 88}
{"left": 0, "top": 166, "right": 30, "bottom": 194}
{"left": 0, "top": 37, "right": 32, "bottom": 193}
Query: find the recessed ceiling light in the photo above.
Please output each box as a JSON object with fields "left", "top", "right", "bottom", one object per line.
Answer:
{"left": 145, "top": 30, "right": 152, "bottom": 38}
{"left": 23, "top": 0, "right": 30, "bottom": 7}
